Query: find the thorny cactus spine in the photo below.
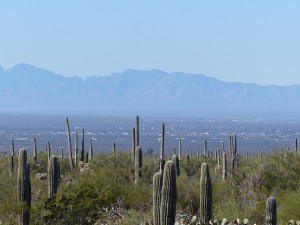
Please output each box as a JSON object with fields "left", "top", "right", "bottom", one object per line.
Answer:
{"left": 135, "top": 146, "right": 143, "bottom": 184}
{"left": 48, "top": 155, "right": 59, "bottom": 198}
{"left": 153, "top": 172, "right": 162, "bottom": 225}
{"left": 17, "top": 148, "right": 31, "bottom": 225}
{"left": 172, "top": 154, "right": 180, "bottom": 176}
{"left": 66, "top": 117, "right": 74, "bottom": 170}
{"left": 266, "top": 196, "right": 277, "bottom": 225}
{"left": 200, "top": 163, "right": 212, "bottom": 224}
{"left": 160, "top": 161, "right": 177, "bottom": 225}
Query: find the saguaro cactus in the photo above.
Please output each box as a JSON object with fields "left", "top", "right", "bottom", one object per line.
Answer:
{"left": 223, "top": 152, "right": 227, "bottom": 181}
{"left": 135, "top": 115, "right": 139, "bottom": 150}
{"left": 81, "top": 128, "right": 85, "bottom": 161}
{"left": 112, "top": 142, "right": 116, "bottom": 157}
{"left": 10, "top": 154, "right": 14, "bottom": 177}
{"left": 89, "top": 138, "right": 93, "bottom": 160}
{"left": 66, "top": 117, "right": 74, "bottom": 170}
{"left": 172, "top": 155, "right": 180, "bottom": 176}
{"left": 47, "top": 142, "right": 51, "bottom": 160}
{"left": 17, "top": 148, "right": 31, "bottom": 225}
{"left": 204, "top": 139, "right": 207, "bottom": 159}
{"left": 74, "top": 131, "right": 78, "bottom": 167}
{"left": 178, "top": 135, "right": 182, "bottom": 161}
{"left": 160, "top": 122, "right": 165, "bottom": 160}
{"left": 266, "top": 196, "right": 277, "bottom": 225}
{"left": 11, "top": 139, "right": 15, "bottom": 156}
{"left": 33, "top": 138, "right": 37, "bottom": 162}
{"left": 132, "top": 127, "right": 136, "bottom": 163}
{"left": 200, "top": 163, "right": 212, "bottom": 224}
{"left": 160, "top": 161, "right": 177, "bottom": 225}
{"left": 153, "top": 172, "right": 162, "bottom": 225}
{"left": 135, "top": 146, "right": 143, "bottom": 184}
{"left": 48, "top": 155, "right": 59, "bottom": 198}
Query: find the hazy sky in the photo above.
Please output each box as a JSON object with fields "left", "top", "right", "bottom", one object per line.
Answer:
{"left": 1, "top": 1, "right": 300, "bottom": 85}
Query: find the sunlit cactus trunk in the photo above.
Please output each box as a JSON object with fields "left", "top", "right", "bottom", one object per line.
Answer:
{"left": 81, "top": 128, "right": 85, "bottom": 161}
{"left": 132, "top": 127, "right": 136, "bottom": 163}
{"left": 160, "top": 161, "right": 177, "bottom": 225}
{"left": 153, "top": 172, "right": 162, "bottom": 225}
{"left": 89, "top": 138, "right": 93, "bottom": 160}
{"left": 200, "top": 163, "right": 212, "bottom": 224}
{"left": 66, "top": 117, "right": 74, "bottom": 170}
{"left": 160, "top": 122, "right": 165, "bottom": 160}
{"left": 74, "top": 131, "right": 78, "bottom": 167}
{"left": 17, "top": 148, "right": 31, "bottom": 225}
{"left": 33, "top": 138, "right": 37, "bottom": 162}
{"left": 178, "top": 135, "right": 182, "bottom": 161}
{"left": 11, "top": 139, "right": 15, "bottom": 156}
{"left": 223, "top": 152, "right": 227, "bottom": 181}
{"left": 204, "top": 139, "right": 207, "bottom": 159}
{"left": 48, "top": 155, "right": 59, "bottom": 198}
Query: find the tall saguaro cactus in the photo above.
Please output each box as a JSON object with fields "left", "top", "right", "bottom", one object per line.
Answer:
{"left": 112, "top": 142, "right": 116, "bottom": 157}
{"left": 89, "top": 138, "right": 93, "bottom": 160}
{"left": 10, "top": 154, "right": 14, "bottom": 177}
{"left": 266, "top": 196, "right": 277, "bottom": 225}
{"left": 160, "top": 161, "right": 177, "bottom": 225}
{"left": 11, "top": 139, "right": 15, "bottom": 156}
{"left": 135, "top": 115, "right": 139, "bottom": 150}
{"left": 160, "top": 122, "right": 165, "bottom": 160}
{"left": 74, "top": 131, "right": 78, "bottom": 167}
{"left": 223, "top": 152, "right": 227, "bottom": 181}
{"left": 48, "top": 155, "right": 59, "bottom": 198}
{"left": 135, "top": 146, "right": 143, "bottom": 184}
{"left": 33, "top": 138, "right": 37, "bottom": 162}
{"left": 200, "top": 163, "right": 212, "bottom": 224}
{"left": 172, "top": 154, "right": 180, "bottom": 176}
{"left": 66, "top": 117, "right": 74, "bottom": 170}
{"left": 47, "top": 142, "right": 51, "bottom": 160}
{"left": 132, "top": 127, "right": 136, "bottom": 163}
{"left": 153, "top": 172, "right": 162, "bottom": 225}
{"left": 17, "top": 148, "right": 31, "bottom": 225}
{"left": 204, "top": 139, "right": 207, "bottom": 159}
{"left": 178, "top": 135, "right": 182, "bottom": 161}
{"left": 81, "top": 128, "right": 85, "bottom": 161}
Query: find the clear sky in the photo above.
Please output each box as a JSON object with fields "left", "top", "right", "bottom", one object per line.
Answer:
{"left": 0, "top": 1, "right": 300, "bottom": 85}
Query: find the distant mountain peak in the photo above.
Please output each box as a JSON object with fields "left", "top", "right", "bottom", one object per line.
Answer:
{"left": 0, "top": 63, "right": 299, "bottom": 119}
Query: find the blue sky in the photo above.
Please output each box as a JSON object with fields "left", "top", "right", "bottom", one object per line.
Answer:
{"left": 0, "top": 1, "right": 300, "bottom": 85}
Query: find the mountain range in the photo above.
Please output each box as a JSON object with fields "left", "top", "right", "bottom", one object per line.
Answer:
{"left": 0, "top": 64, "right": 300, "bottom": 119}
